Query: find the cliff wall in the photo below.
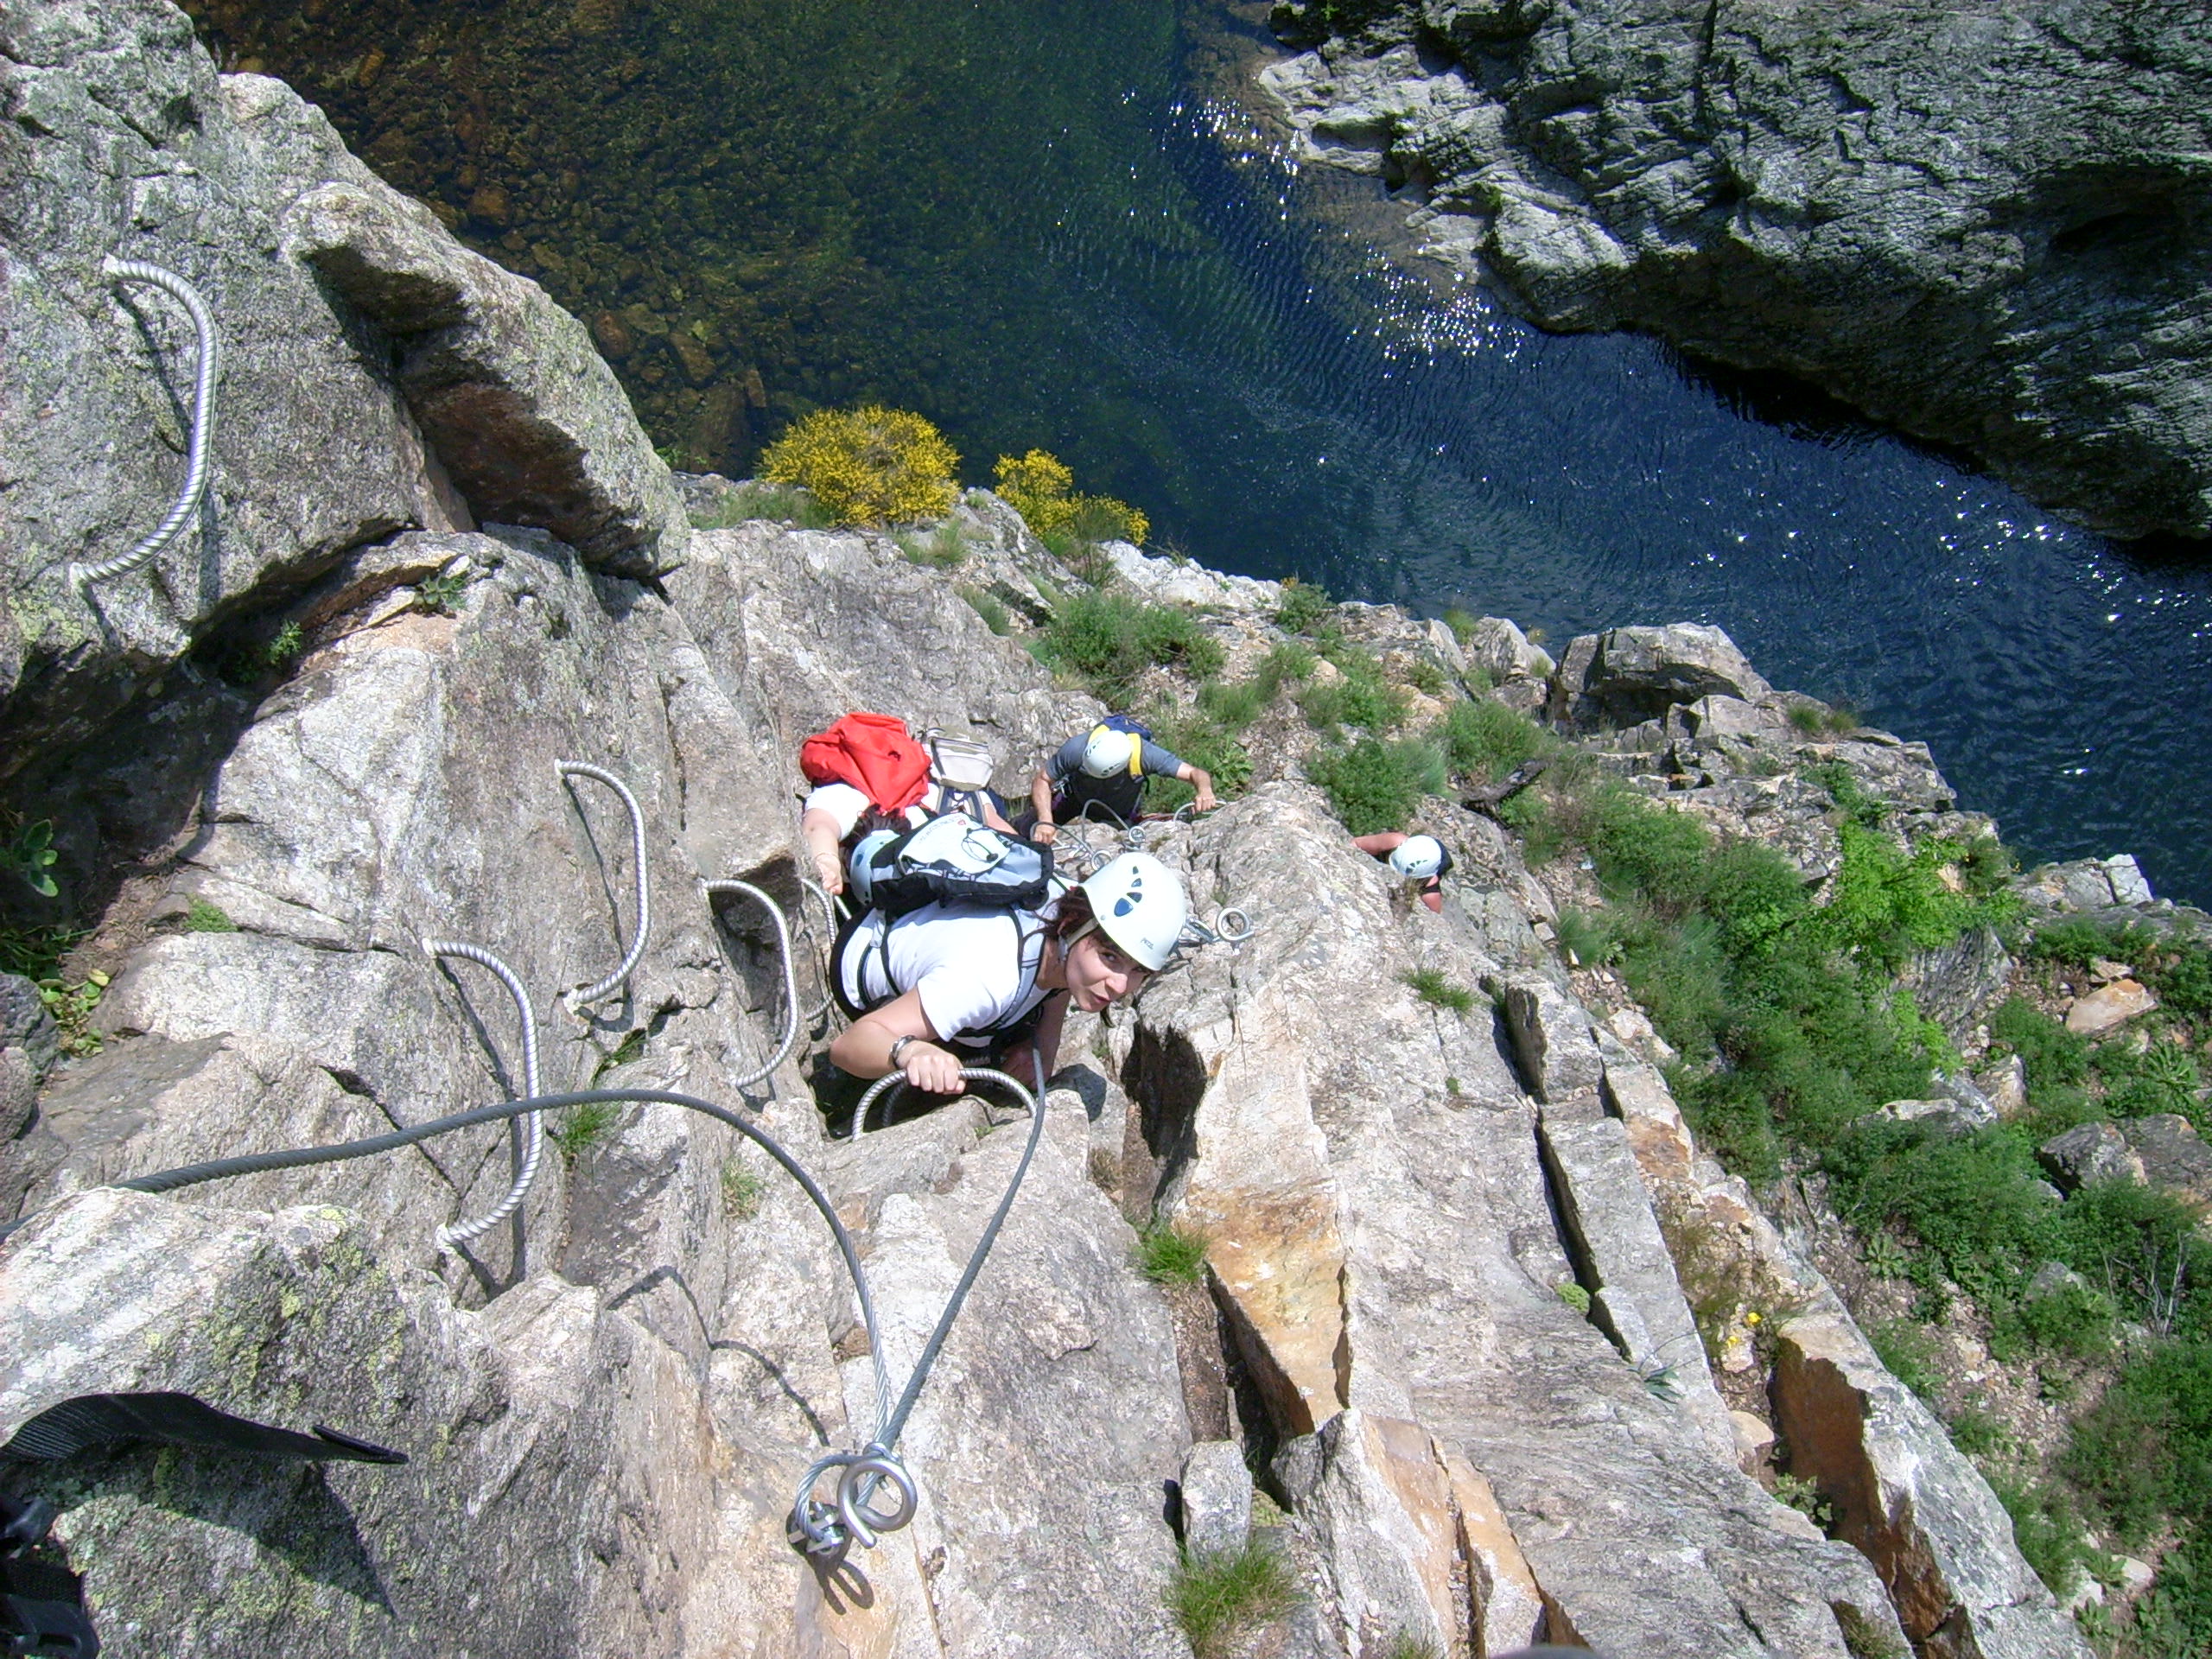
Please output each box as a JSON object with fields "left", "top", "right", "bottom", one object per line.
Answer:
{"left": 0, "top": 3, "right": 2120, "bottom": 1655}
{"left": 1260, "top": 0, "right": 2212, "bottom": 540}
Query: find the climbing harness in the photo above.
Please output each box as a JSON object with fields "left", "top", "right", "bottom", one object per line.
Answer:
{"left": 72, "top": 260, "right": 219, "bottom": 589}
{"left": 556, "top": 760, "right": 650, "bottom": 1012}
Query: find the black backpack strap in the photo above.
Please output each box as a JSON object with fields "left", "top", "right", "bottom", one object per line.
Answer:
{"left": 2, "top": 1494, "right": 96, "bottom": 1656}
{"left": 0, "top": 1393, "right": 404, "bottom": 1466}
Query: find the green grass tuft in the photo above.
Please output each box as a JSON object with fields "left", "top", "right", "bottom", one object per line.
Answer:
{"left": 958, "top": 584, "right": 1013, "bottom": 635}
{"left": 721, "top": 1160, "right": 765, "bottom": 1221}
{"left": 549, "top": 1101, "right": 621, "bottom": 1164}
{"left": 1166, "top": 1539, "right": 1299, "bottom": 1659}
{"left": 1037, "top": 590, "right": 1223, "bottom": 700}
{"left": 1272, "top": 576, "right": 1334, "bottom": 633}
{"left": 1137, "top": 1221, "right": 1209, "bottom": 1286}
{"left": 182, "top": 897, "right": 238, "bottom": 933}
{"left": 1307, "top": 737, "right": 1445, "bottom": 834}
{"left": 1402, "top": 967, "right": 1474, "bottom": 1014}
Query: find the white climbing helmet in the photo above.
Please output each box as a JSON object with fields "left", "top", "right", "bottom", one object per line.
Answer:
{"left": 1079, "top": 725, "right": 1141, "bottom": 779}
{"left": 1077, "top": 851, "right": 1189, "bottom": 972}
{"left": 848, "top": 829, "right": 900, "bottom": 906}
{"left": 1389, "top": 835, "right": 1447, "bottom": 882}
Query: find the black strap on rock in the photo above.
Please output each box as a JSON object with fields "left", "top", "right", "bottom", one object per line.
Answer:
{"left": 0, "top": 1395, "right": 404, "bottom": 1658}
{"left": 0, "top": 1493, "right": 96, "bottom": 1657}
{"left": 0, "top": 1393, "right": 405, "bottom": 1467}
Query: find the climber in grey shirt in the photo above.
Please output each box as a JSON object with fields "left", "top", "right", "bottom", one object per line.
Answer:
{"left": 1025, "top": 721, "right": 1216, "bottom": 842}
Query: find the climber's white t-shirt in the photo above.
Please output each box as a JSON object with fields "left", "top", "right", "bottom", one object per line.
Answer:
{"left": 803, "top": 781, "right": 940, "bottom": 839}
{"left": 839, "top": 898, "right": 1058, "bottom": 1047}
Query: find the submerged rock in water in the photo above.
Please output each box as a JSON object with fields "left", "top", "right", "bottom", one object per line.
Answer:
{"left": 1261, "top": 3, "right": 2212, "bottom": 540}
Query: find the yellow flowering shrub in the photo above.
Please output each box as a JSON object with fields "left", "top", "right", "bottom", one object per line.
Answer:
{"left": 994, "top": 448, "right": 1149, "bottom": 546}
{"left": 760, "top": 406, "right": 960, "bottom": 528}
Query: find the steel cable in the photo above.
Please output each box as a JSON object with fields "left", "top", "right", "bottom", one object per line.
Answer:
{"left": 421, "top": 941, "right": 543, "bottom": 1249}
{"left": 73, "top": 260, "right": 219, "bottom": 588}
{"left": 701, "top": 880, "right": 800, "bottom": 1089}
{"left": 556, "top": 761, "right": 649, "bottom": 1011}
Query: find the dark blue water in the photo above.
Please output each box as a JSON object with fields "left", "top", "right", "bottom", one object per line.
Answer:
{"left": 189, "top": 0, "right": 2212, "bottom": 905}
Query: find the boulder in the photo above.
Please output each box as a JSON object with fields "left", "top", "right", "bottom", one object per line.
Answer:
{"left": 1460, "top": 615, "right": 1554, "bottom": 688}
{"left": 1180, "top": 1440, "right": 1255, "bottom": 1560}
{"left": 2065, "top": 979, "right": 2158, "bottom": 1035}
{"left": 1497, "top": 975, "right": 1605, "bottom": 1101}
{"left": 2118, "top": 1115, "right": 2212, "bottom": 1218}
{"left": 1262, "top": 9, "right": 2212, "bottom": 539}
{"left": 1550, "top": 624, "right": 1772, "bottom": 728}
{"left": 1874, "top": 1096, "right": 1991, "bottom": 1136}
{"left": 282, "top": 181, "right": 685, "bottom": 579}
{"left": 0, "top": 975, "right": 56, "bottom": 1144}
{"left": 1773, "top": 1309, "right": 2094, "bottom": 1659}
{"left": 2038, "top": 1122, "right": 2145, "bottom": 1192}
{"left": 1977, "top": 1053, "right": 2031, "bottom": 1121}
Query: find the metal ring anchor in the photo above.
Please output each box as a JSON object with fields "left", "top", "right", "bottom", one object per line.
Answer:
{"left": 837, "top": 1450, "right": 918, "bottom": 1548}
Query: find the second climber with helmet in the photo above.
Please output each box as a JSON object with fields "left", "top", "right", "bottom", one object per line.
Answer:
{"left": 1022, "top": 717, "right": 1217, "bottom": 843}
{"left": 1354, "top": 831, "right": 1453, "bottom": 914}
{"left": 829, "top": 851, "right": 1189, "bottom": 1096}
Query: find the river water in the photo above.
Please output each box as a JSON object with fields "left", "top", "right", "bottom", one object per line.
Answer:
{"left": 187, "top": 0, "right": 2212, "bottom": 904}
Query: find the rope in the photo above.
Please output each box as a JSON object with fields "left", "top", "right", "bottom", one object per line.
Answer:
{"left": 421, "top": 941, "right": 543, "bottom": 1249}
{"left": 556, "top": 761, "right": 650, "bottom": 1011}
{"left": 73, "top": 260, "right": 219, "bottom": 588}
{"left": 791, "top": 1060, "right": 1046, "bottom": 1565}
{"left": 0, "top": 1064, "right": 1041, "bottom": 1573}
{"left": 797, "top": 877, "right": 841, "bottom": 1022}
{"left": 701, "top": 880, "right": 800, "bottom": 1089}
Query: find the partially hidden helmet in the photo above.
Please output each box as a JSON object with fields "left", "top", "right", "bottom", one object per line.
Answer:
{"left": 1388, "top": 835, "right": 1448, "bottom": 882}
{"left": 1077, "top": 851, "right": 1189, "bottom": 972}
{"left": 1079, "top": 726, "right": 1141, "bottom": 779}
{"left": 847, "top": 829, "right": 900, "bottom": 907}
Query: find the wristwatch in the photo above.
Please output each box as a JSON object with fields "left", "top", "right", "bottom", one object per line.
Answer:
{"left": 887, "top": 1034, "right": 920, "bottom": 1071}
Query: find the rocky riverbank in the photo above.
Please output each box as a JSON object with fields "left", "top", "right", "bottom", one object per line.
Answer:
{"left": 1257, "top": 0, "right": 2212, "bottom": 543}
{"left": 0, "top": 3, "right": 2189, "bottom": 1654}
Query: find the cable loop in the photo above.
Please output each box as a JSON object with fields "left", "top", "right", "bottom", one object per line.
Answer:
{"left": 73, "top": 259, "right": 219, "bottom": 588}
{"left": 701, "top": 880, "right": 800, "bottom": 1088}
{"left": 420, "top": 941, "right": 543, "bottom": 1249}
{"left": 556, "top": 761, "right": 651, "bottom": 1011}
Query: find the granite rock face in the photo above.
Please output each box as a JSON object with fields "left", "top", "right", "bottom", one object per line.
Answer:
{"left": 0, "top": 5, "right": 2100, "bottom": 1656}
{"left": 1261, "top": 2, "right": 2212, "bottom": 538}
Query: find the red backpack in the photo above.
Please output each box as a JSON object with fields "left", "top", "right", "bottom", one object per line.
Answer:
{"left": 798, "top": 713, "right": 931, "bottom": 814}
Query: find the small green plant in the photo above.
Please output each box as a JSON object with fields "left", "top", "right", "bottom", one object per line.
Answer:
{"left": 592, "top": 1027, "right": 647, "bottom": 1082}
{"left": 1437, "top": 697, "right": 1548, "bottom": 784}
{"left": 1402, "top": 967, "right": 1474, "bottom": 1014}
{"left": 37, "top": 969, "right": 108, "bottom": 1058}
{"left": 1771, "top": 1471, "right": 1834, "bottom": 1531}
{"left": 1440, "top": 606, "right": 1478, "bottom": 644}
{"left": 1037, "top": 590, "right": 1223, "bottom": 699}
{"left": 4, "top": 820, "right": 59, "bottom": 898}
{"left": 1788, "top": 702, "right": 1827, "bottom": 736}
{"left": 1138, "top": 1221, "right": 1209, "bottom": 1286}
{"left": 1808, "top": 760, "right": 1885, "bottom": 828}
{"left": 1554, "top": 907, "right": 1619, "bottom": 969}
{"left": 1556, "top": 1281, "right": 1592, "bottom": 1314}
{"left": 958, "top": 585, "right": 1013, "bottom": 635}
{"left": 548, "top": 1100, "right": 621, "bottom": 1164}
{"left": 721, "top": 1160, "right": 765, "bottom": 1221}
{"left": 1405, "top": 657, "right": 1447, "bottom": 696}
{"left": 263, "top": 621, "right": 305, "bottom": 672}
{"left": 1834, "top": 1604, "right": 1909, "bottom": 1659}
{"left": 1867, "top": 1318, "right": 1943, "bottom": 1402}
{"left": 1298, "top": 640, "right": 1408, "bottom": 734}
{"left": 1307, "top": 737, "right": 1445, "bottom": 834}
{"left": 415, "top": 568, "right": 469, "bottom": 615}
{"left": 1382, "top": 1632, "right": 1443, "bottom": 1659}
{"left": 182, "top": 897, "right": 237, "bottom": 933}
{"left": 0, "top": 924, "right": 79, "bottom": 984}
{"left": 1272, "top": 576, "right": 1334, "bottom": 633}
{"left": 760, "top": 405, "right": 961, "bottom": 528}
{"left": 899, "top": 523, "right": 969, "bottom": 569}
{"left": 690, "top": 480, "right": 834, "bottom": 529}
{"left": 1166, "top": 1539, "right": 1298, "bottom": 1659}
